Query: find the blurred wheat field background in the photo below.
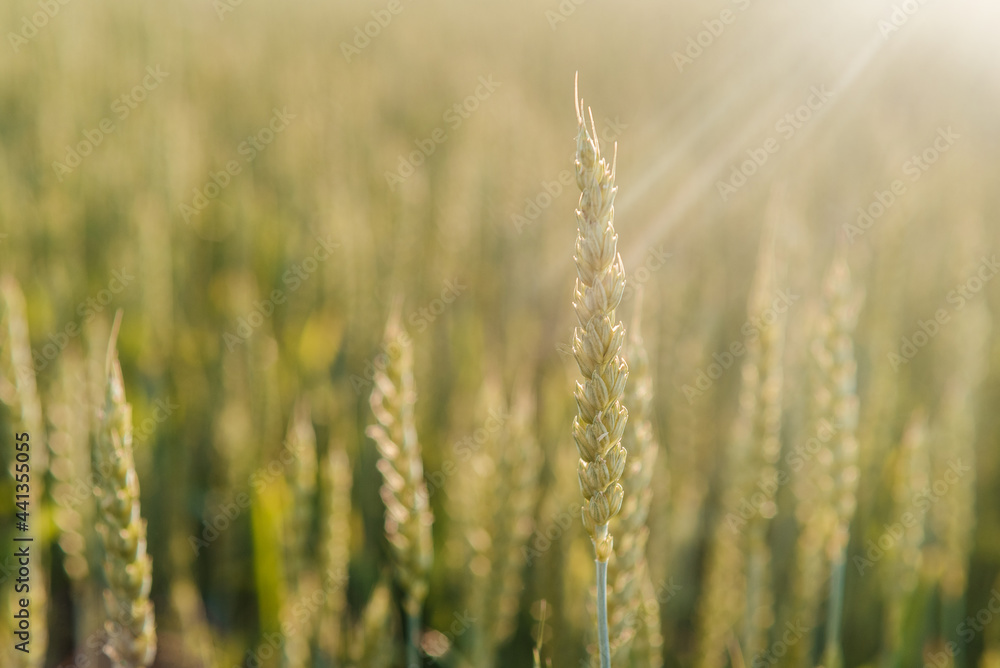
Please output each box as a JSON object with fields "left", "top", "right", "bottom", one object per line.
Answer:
{"left": 1, "top": 0, "right": 1000, "bottom": 667}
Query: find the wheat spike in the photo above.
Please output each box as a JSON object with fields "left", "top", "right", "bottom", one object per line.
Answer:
{"left": 94, "top": 313, "right": 157, "bottom": 668}
{"left": 469, "top": 382, "right": 543, "bottom": 667}
{"left": 571, "top": 76, "right": 629, "bottom": 563}
{"left": 365, "top": 310, "right": 433, "bottom": 664}
{"left": 738, "top": 227, "right": 785, "bottom": 661}
{"left": 814, "top": 253, "right": 863, "bottom": 668}
{"left": 696, "top": 223, "right": 785, "bottom": 668}
{"left": 349, "top": 579, "right": 398, "bottom": 668}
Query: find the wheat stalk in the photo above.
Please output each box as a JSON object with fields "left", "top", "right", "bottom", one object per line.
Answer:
{"left": 94, "top": 312, "right": 156, "bottom": 668}
{"left": 882, "top": 408, "right": 929, "bottom": 658}
{"left": 571, "top": 75, "right": 629, "bottom": 668}
{"left": 366, "top": 310, "right": 433, "bottom": 666}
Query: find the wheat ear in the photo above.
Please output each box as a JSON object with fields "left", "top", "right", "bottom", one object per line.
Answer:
{"left": 469, "top": 383, "right": 543, "bottom": 668}
{"left": 572, "top": 75, "right": 629, "bottom": 668}
{"left": 94, "top": 312, "right": 156, "bottom": 668}
{"left": 366, "top": 311, "right": 433, "bottom": 666}
{"left": 695, "top": 223, "right": 785, "bottom": 668}
{"left": 814, "top": 254, "right": 863, "bottom": 668}
{"left": 350, "top": 578, "right": 398, "bottom": 668}
{"left": 736, "top": 222, "right": 785, "bottom": 661}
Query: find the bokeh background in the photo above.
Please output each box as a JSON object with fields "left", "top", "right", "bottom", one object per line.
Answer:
{"left": 1, "top": 0, "right": 1000, "bottom": 666}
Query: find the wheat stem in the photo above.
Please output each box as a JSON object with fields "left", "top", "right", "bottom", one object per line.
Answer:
{"left": 823, "top": 556, "right": 847, "bottom": 668}
{"left": 596, "top": 559, "right": 611, "bottom": 668}
{"left": 406, "top": 611, "right": 421, "bottom": 668}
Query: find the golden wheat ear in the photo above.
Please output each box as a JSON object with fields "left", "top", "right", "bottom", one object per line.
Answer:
{"left": 572, "top": 74, "right": 629, "bottom": 668}
{"left": 94, "top": 311, "right": 157, "bottom": 668}
{"left": 366, "top": 307, "right": 434, "bottom": 667}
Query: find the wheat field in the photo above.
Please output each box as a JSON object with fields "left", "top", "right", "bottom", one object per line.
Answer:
{"left": 1, "top": 0, "right": 1000, "bottom": 667}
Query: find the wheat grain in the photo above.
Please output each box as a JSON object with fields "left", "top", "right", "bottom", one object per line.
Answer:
{"left": 94, "top": 312, "right": 157, "bottom": 668}
{"left": 469, "top": 382, "right": 543, "bottom": 668}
